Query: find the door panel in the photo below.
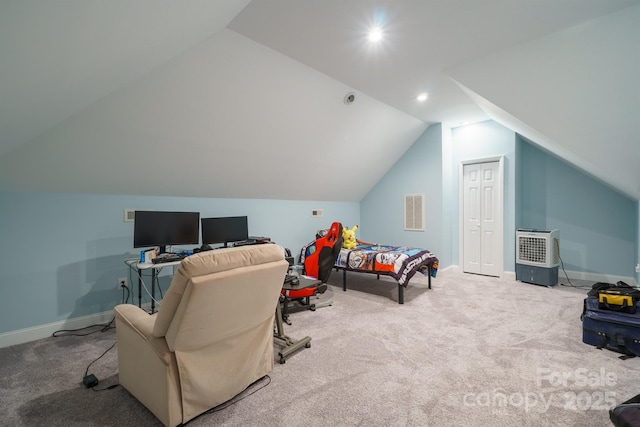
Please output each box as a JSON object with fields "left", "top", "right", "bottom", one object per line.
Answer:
{"left": 463, "top": 161, "right": 501, "bottom": 276}
{"left": 463, "top": 164, "right": 481, "bottom": 273}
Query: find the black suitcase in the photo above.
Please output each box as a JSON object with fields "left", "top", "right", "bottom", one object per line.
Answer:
{"left": 582, "top": 296, "right": 640, "bottom": 358}
{"left": 610, "top": 393, "right": 640, "bottom": 427}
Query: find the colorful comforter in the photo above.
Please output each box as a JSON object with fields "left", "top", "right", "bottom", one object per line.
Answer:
{"left": 301, "top": 239, "right": 439, "bottom": 288}
{"left": 335, "top": 244, "right": 438, "bottom": 287}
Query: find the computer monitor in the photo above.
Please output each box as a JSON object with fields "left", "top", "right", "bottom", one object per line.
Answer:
{"left": 201, "top": 216, "right": 249, "bottom": 248}
{"left": 133, "top": 211, "right": 200, "bottom": 254}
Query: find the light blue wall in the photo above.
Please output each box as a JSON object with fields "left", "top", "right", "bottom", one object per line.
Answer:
{"left": 360, "top": 124, "right": 444, "bottom": 262}
{"left": 441, "top": 125, "right": 454, "bottom": 269}
{"left": 360, "top": 121, "right": 517, "bottom": 271}
{"left": 517, "top": 141, "right": 637, "bottom": 278}
{"left": 451, "top": 121, "right": 517, "bottom": 270}
{"left": 3, "top": 121, "right": 638, "bottom": 338}
{"left": 0, "top": 192, "right": 358, "bottom": 334}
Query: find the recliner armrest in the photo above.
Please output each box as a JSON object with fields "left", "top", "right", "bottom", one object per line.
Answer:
{"left": 114, "top": 304, "right": 155, "bottom": 335}
{"left": 114, "top": 304, "right": 172, "bottom": 365}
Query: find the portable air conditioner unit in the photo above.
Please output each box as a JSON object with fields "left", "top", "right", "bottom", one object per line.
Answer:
{"left": 516, "top": 229, "right": 560, "bottom": 286}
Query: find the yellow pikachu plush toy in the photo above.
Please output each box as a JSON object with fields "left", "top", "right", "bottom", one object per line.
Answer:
{"left": 342, "top": 225, "right": 359, "bottom": 249}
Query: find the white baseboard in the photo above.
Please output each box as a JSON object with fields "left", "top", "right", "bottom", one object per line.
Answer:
{"left": 442, "top": 265, "right": 460, "bottom": 274}
{"left": 502, "top": 271, "right": 516, "bottom": 281}
{"left": 437, "top": 265, "right": 636, "bottom": 286}
{"left": 440, "top": 265, "right": 516, "bottom": 281}
{"left": 559, "top": 269, "right": 637, "bottom": 287}
{"left": 0, "top": 303, "right": 153, "bottom": 349}
{"left": 0, "top": 310, "right": 115, "bottom": 349}
{"left": 2, "top": 266, "right": 635, "bottom": 349}
{"left": 436, "top": 264, "right": 456, "bottom": 274}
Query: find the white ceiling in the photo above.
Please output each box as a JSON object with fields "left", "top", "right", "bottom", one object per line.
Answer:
{"left": 0, "top": 0, "right": 638, "bottom": 201}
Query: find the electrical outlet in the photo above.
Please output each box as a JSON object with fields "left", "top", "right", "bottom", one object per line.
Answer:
{"left": 117, "top": 277, "right": 127, "bottom": 290}
{"left": 636, "top": 264, "right": 640, "bottom": 273}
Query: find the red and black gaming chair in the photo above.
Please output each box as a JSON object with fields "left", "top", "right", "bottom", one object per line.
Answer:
{"left": 280, "top": 222, "right": 343, "bottom": 323}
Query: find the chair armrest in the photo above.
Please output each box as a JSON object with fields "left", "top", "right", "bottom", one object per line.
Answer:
{"left": 114, "top": 304, "right": 172, "bottom": 365}
{"left": 114, "top": 304, "right": 156, "bottom": 335}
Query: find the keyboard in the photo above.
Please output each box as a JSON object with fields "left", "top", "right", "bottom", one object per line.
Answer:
{"left": 152, "top": 254, "right": 187, "bottom": 264}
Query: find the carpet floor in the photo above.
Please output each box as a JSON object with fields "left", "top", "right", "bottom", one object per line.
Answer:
{"left": 1, "top": 269, "right": 637, "bottom": 426}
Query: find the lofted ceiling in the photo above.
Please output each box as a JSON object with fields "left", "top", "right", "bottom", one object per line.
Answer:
{"left": 0, "top": 0, "right": 638, "bottom": 201}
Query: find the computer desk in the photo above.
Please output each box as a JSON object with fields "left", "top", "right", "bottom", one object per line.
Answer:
{"left": 274, "top": 276, "right": 321, "bottom": 364}
{"left": 125, "top": 259, "right": 182, "bottom": 313}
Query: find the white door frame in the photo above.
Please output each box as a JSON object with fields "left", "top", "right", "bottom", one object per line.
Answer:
{"left": 458, "top": 156, "right": 505, "bottom": 277}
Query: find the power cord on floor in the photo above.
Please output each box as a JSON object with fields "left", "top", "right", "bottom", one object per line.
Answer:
{"left": 83, "top": 341, "right": 118, "bottom": 390}
{"left": 51, "top": 318, "right": 119, "bottom": 390}
{"left": 52, "top": 317, "right": 115, "bottom": 337}
{"left": 91, "top": 383, "right": 119, "bottom": 392}
{"left": 201, "top": 375, "right": 271, "bottom": 415}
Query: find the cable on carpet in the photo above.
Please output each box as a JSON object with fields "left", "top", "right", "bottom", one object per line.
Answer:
{"left": 52, "top": 317, "right": 115, "bottom": 337}
{"left": 201, "top": 375, "right": 272, "bottom": 415}
{"left": 92, "top": 383, "right": 120, "bottom": 392}
{"left": 82, "top": 341, "right": 118, "bottom": 390}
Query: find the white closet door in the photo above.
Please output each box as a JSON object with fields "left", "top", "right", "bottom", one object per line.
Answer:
{"left": 463, "top": 161, "right": 502, "bottom": 276}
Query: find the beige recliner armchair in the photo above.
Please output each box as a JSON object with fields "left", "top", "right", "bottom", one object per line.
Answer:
{"left": 114, "top": 244, "right": 288, "bottom": 427}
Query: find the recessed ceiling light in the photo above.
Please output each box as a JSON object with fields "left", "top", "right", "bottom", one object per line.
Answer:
{"left": 368, "top": 27, "right": 383, "bottom": 42}
{"left": 416, "top": 93, "right": 428, "bottom": 102}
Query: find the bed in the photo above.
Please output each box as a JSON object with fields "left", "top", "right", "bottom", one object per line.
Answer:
{"left": 300, "top": 238, "right": 439, "bottom": 304}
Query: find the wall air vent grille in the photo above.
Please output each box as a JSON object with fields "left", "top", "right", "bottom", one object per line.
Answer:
{"left": 124, "top": 209, "right": 136, "bottom": 222}
{"left": 404, "top": 194, "right": 424, "bottom": 231}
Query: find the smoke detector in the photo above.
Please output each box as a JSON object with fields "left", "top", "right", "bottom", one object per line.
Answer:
{"left": 344, "top": 92, "right": 356, "bottom": 105}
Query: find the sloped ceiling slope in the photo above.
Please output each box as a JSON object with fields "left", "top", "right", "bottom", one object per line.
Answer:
{"left": 446, "top": 4, "right": 640, "bottom": 200}
{"left": 229, "top": 0, "right": 639, "bottom": 129}
{"left": 0, "top": 29, "right": 426, "bottom": 201}
{"left": 1, "top": 0, "right": 638, "bottom": 202}
{"left": 0, "top": 0, "right": 250, "bottom": 158}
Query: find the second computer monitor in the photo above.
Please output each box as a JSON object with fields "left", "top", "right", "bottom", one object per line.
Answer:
{"left": 201, "top": 216, "right": 249, "bottom": 247}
